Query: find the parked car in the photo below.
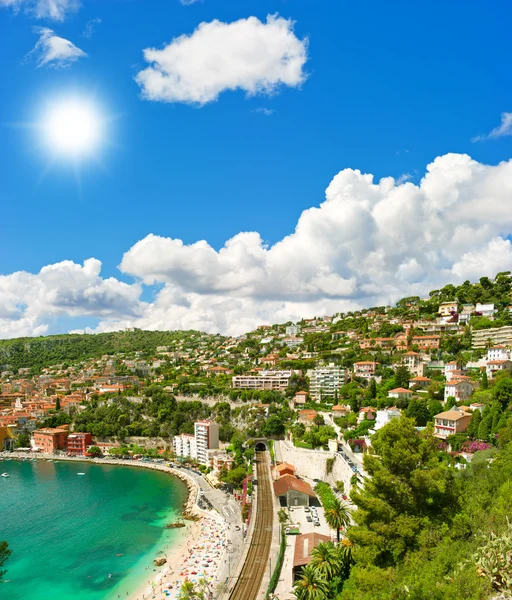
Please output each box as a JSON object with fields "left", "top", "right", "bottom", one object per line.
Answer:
{"left": 304, "top": 506, "right": 310, "bottom": 512}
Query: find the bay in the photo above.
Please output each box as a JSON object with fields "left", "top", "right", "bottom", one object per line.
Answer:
{"left": 0, "top": 459, "right": 188, "bottom": 600}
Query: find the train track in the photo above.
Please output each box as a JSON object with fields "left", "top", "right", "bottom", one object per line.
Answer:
{"left": 229, "top": 450, "right": 274, "bottom": 600}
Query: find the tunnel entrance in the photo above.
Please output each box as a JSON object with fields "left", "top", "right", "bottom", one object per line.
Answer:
{"left": 255, "top": 441, "right": 268, "bottom": 451}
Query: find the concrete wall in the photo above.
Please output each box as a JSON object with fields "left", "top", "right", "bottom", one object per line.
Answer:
{"left": 277, "top": 442, "right": 355, "bottom": 494}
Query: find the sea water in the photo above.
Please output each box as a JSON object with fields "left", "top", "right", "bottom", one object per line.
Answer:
{"left": 0, "top": 459, "right": 188, "bottom": 599}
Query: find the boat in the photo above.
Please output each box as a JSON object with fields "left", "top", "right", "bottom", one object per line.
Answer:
{"left": 77, "top": 473, "right": 85, "bottom": 476}
{"left": 1, "top": 473, "right": 9, "bottom": 478}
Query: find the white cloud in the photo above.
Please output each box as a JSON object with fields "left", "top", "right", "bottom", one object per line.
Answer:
{"left": 0, "top": 0, "right": 80, "bottom": 20}
{"left": 179, "top": 0, "right": 201, "bottom": 5}
{"left": 83, "top": 17, "right": 101, "bottom": 39}
{"left": 135, "top": 15, "right": 308, "bottom": 105}
{"left": 472, "top": 112, "right": 512, "bottom": 142}
{"left": 4, "top": 153, "right": 512, "bottom": 338}
{"left": 0, "top": 259, "right": 144, "bottom": 339}
{"left": 253, "top": 107, "right": 276, "bottom": 116}
{"left": 26, "top": 27, "right": 86, "bottom": 67}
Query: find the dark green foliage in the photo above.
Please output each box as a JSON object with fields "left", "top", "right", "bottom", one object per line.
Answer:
{"left": 393, "top": 366, "right": 410, "bottom": 389}
{"left": 467, "top": 409, "right": 482, "bottom": 438}
{"left": 0, "top": 541, "right": 11, "bottom": 580}
{"left": 406, "top": 398, "right": 430, "bottom": 426}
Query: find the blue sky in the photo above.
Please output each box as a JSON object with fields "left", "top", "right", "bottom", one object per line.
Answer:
{"left": 1, "top": 0, "right": 512, "bottom": 337}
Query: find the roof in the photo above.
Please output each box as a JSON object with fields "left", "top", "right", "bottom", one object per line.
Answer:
{"left": 487, "top": 360, "right": 512, "bottom": 365}
{"left": 276, "top": 462, "right": 296, "bottom": 473}
{"left": 293, "top": 533, "right": 331, "bottom": 568}
{"left": 404, "top": 351, "right": 419, "bottom": 356}
{"left": 389, "top": 387, "right": 412, "bottom": 393}
{"left": 295, "top": 391, "right": 308, "bottom": 396}
{"left": 409, "top": 376, "right": 431, "bottom": 382}
{"left": 332, "top": 404, "right": 349, "bottom": 411}
{"left": 273, "top": 474, "right": 316, "bottom": 498}
{"left": 435, "top": 410, "right": 471, "bottom": 421}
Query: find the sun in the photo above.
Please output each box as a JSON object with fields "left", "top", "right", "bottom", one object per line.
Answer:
{"left": 42, "top": 99, "right": 102, "bottom": 156}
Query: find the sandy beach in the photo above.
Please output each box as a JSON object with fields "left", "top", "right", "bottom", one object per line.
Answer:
{"left": 126, "top": 513, "right": 228, "bottom": 600}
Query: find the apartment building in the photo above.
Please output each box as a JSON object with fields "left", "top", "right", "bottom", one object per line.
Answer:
{"left": 172, "top": 433, "right": 196, "bottom": 460}
{"left": 232, "top": 371, "right": 294, "bottom": 390}
{"left": 472, "top": 326, "right": 512, "bottom": 349}
{"left": 33, "top": 427, "right": 69, "bottom": 453}
{"left": 487, "top": 346, "right": 510, "bottom": 362}
{"left": 309, "top": 364, "right": 345, "bottom": 401}
{"left": 67, "top": 432, "right": 93, "bottom": 456}
{"left": 194, "top": 421, "right": 219, "bottom": 466}
{"left": 285, "top": 325, "right": 301, "bottom": 337}
{"left": 401, "top": 351, "right": 425, "bottom": 377}
{"left": 353, "top": 361, "right": 379, "bottom": 380}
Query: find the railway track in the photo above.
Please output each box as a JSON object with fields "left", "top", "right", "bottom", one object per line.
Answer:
{"left": 229, "top": 450, "right": 274, "bottom": 600}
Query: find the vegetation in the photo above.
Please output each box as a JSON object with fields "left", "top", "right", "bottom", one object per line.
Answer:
{"left": 267, "top": 527, "right": 286, "bottom": 598}
{"left": 0, "top": 541, "right": 11, "bottom": 581}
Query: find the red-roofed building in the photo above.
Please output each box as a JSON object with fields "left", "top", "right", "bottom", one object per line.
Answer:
{"left": 273, "top": 474, "right": 316, "bottom": 506}
{"left": 67, "top": 433, "right": 93, "bottom": 456}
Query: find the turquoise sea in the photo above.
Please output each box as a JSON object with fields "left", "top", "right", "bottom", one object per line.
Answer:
{"left": 0, "top": 459, "right": 188, "bottom": 600}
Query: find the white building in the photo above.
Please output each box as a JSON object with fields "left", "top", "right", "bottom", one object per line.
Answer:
{"left": 401, "top": 352, "right": 425, "bottom": 377}
{"left": 194, "top": 421, "right": 219, "bottom": 466}
{"left": 353, "top": 361, "right": 379, "bottom": 380}
{"left": 309, "top": 364, "right": 345, "bottom": 401}
{"left": 173, "top": 434, "right": 196, "bottom": 460}
{"left": 375, "top": 408, "right": 401, "bottom": 430}
{"left": 475, "top": 303, "right": 496, "bottom": 319}
{"left": 486, "top": 360, "right": 512, "bottom": 380}
{"left": 472, "top": 326, "right": 512, "bottom": 349}
{"left": 487, "top": 346, "right": 510, "bottom": 362}
{"left": 444, "top": 378, "right": 473, "bottom": 403}
{"left": 283, "top": 337, "right": 304, "bottom": 349}
{"left": 285, "top": 325, "right": 301, "bottom": 337}
{"left": 445, "top": 361, "right": 464, "bottom": 381}
{"left": 232, "top": 371, "right": 295, "bottom": 390}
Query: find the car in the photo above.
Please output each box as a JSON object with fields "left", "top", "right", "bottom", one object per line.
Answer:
{"left": 304, "top": 506, "right": 310, "bottom": 512}
{"left": 306, "top": 515, "right": 313, "bottom": 522}
{"left": 235, "top": 525, "right": 241, "bottom": 531}
{"left": 313, "top": 478, "right": 321, "bottom": 483}
{"left": 314, "top": 521, "right": 320, "bottom": 527}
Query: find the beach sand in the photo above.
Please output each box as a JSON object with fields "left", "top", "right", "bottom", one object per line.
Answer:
{"left": 126, "top": 513, "right": 228, "bottom": 600}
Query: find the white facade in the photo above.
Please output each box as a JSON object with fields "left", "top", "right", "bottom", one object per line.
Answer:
{"left": 476, "top": 303, "right": 496, "bottom": 319}
{"left": 309, "top": 364, "right": 345, "bottom": 401}
{"left": 444, "top": 379, "right": 473, "bottom": 402}
{"left": 375, "top": 409, "right": 401, "bottom": 430}
{"left": 283, "top": 337, "right": 304, "bottom": 349}
{"left": 487, "top": 346, "right": 510, "bottom": 362}
{"left": 401, "top": 352, "right": 425, "bottom": 377}
{"left": 285, "top": 325, "right": 301, "bottom": 337}
{"left": 194, "top": 421, "right": 219, "bottom": 466}
{"left": 173, "top": 434, "right": 196, "bottom": 460}
{"left": 232, "top": 371, "right": 294, "bottom": 390}
{"left": 486, "top": 359, "right": 512, "bottom": 380}
{"left": 353, "top": 362, "right": 378, "bottom": 380}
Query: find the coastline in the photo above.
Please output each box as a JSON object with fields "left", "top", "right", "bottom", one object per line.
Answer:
{"left": 2, "top": 453, "right": 231, "bottom": 600}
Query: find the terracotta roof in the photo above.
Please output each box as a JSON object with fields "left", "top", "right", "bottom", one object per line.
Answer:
{"left": 273, "top": 475, "right": 316, "bottom": 498}
{"left": 435, "top": 410, "right": 471, "bottom": 420}
{"left": 409, "top": 376, "right": 431, "bottom": 382}
{"left": 293, "top": 533, "right": 331, "bottom": 568}
{"left": 487, "top": 360, "right": 512, "bottom": 365}
{"left": 276, "top": 462, "right": 296, "bottom": 474}
{"left": 389, "top": 387, "right": 412, "bottom": 393}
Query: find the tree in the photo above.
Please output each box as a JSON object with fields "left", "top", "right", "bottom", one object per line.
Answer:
{"left": 477, "top": 414, "right": 492, "bottom": 441}
{"left": 262, "top": 415, "right": 285, "bottom": 437}
{"left": 481, "top": 370, "right": 488, "bottom": 390}
{"left": 0, "top": 541, "right": 11, "bottom": 580}
{"left": 87, "top": 445, "right": 102, "bottom": 457}
{"left": 493, "top": 376, "right": 512, "bottom": 411}
{"left": 15, "top": 432, "right": 30, "bottom": 448}
{"left": 310, "top": 541, "right": 342, "bottom": 579}
{"left": 445, "top": 395, "right": 457, "bottom": 410}
{"left": 394, "top": 366, "right": 410, "bottom": 389}
{"left": 468, "top": 409, "right": 482, "bottom": 438}
{"left": 324, "top": 497, "right": 351, "bottom": 543}
{"left": 55, "top": 396, "right": 61, "bottom": 411}
{"left": 293, "top": 563, "right": 330, "bottom": 600}
{"left": 406, "top": 398, "right": 430, "bottom": 426}
{"left": 366, "top": 378, "right": 377, "bottom": 401}
{"left": 222, "top": 465, "right": 247, "bottom": 488}
{"left": 349, "top": 417, "right": 459, "bottom": 568}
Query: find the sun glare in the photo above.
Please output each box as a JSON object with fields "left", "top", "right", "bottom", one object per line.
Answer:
{"left": 43, "top": 100, "right": 102, "bottom": 156}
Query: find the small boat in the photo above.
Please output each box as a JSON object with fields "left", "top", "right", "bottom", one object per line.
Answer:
{"left": 77, "top": 473, "right": 86, "bottom": 476}
{"left": 1, "top": 473, "right": 9, "bottom": 478}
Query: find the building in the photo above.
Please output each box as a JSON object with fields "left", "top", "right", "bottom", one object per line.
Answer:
{"left": 67, "top": 432, "right": 93, "bottom": 456}
{"left": 309, "top": 364, "right": 345, "bottom": 401}
{"left": 331, "top": 404, "right": 350, "bottom": 418}
{"left": 475, "top": 303, "right": 496, "bottom": 319}
{"left": 358, "top": 407, "right": 376, "bottom": 422}
{"left": 434, "top": 408, "right": 472, "bottom": 439}
{"left": 353, "top": 361, "right": 379, "bottom": 380}
{"left": 375, "top": 408, "right": 401, "bottom": 430}
{"left": 438, "top": 302, "right": 458, "bottom": 317}
{"left": 194, "top": 420, "right": 219, "bottom": 466}
{"left": 488, "top": 346, "right": 510, "bottom": 362}
{"left": 232, "top": 371, "right": 294, "bottom": 391}
{"left": 0, "top": 426, "right": 15, "bottom": 451}
{"left": 409, "top": 376, "right": 432, "bottom": 389}
{"left": 401, "top": 351, "right": 426, "bottom": 377}
{"left": 412, "top": 335, "right": 441, "bottom": 350}
{"left": 275, "top": 462, "right": 296, "bottom": 477}
{"left": 283, "top": 337, "right": 304, "bottom": 349}
{"left": 298, "top": 409, "right": 318, "bottom": 428}
{"left": 33, "top": 427, "right": 69, "bottom": 453}
{"left": 388, "top": 387, "right": 413, "bottom": 401}
{"left": 293, "top": 391, "right": 308, "bottom": 406}
{"left": 445, "top": 361, "right": 464, "bottom": 381}
{"left": 444, "top": 378, "right": 474, "bottom": 403}
{"left": 293, "top": 533, "right": 332, "bottom": 581}
{"left": 286, "top": 325, "right": 301, "bottom": 337}
{"left": 486, "top": 359, "right": 512, "bottom": 380}
{"left": 273, "top": 474, "right": 316, "bottom": 507}
{"left": 210, "top": 451, "right": 234, "bottom": 475}
{"left": 173, "top": 434, "right": 196, "bottom": 460}
{"left": 472, "top": 326, "right": 512, "bottom": 349}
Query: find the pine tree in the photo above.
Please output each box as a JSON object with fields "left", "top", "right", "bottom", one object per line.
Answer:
{"left": 468, "top": 409, "right": 482, "bottom": 438}
{"left": 55, "top": 397, "right": 61, "bottom": 411}
{"left": 477, "top": 415, "right": 491, "bottom": 441}
{"left": 481, "top": 370, "right": 488, "bottom": 390}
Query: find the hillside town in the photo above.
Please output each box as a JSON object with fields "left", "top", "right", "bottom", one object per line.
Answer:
{"left": 2, "top": 274, "right": 512, "bottom": 599}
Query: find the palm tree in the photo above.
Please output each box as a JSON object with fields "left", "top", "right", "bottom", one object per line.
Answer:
{"left": 310, "top": 541, "right": 341, "bottom": 579}
{"left": 293, "top": 564, "right": 330, "bottom": 600}
{"left": 324, "top": 497, "right": 351, "bottom": 543}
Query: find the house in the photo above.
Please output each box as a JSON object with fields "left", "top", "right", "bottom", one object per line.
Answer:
{"left": 331, "top": 404, "right": 350, "bottom": 418}
{"left": 292, "top": 533, "right": 332, "bottom": 581}
{"left": 469, "top": 402, "right": 485, "bottom": 413}
{"left": 486, "top": 360, "right": 512, "bottom": 380}
{"left": 412, "top": 335, "right": 441, "bottom": 350}
{"left": 388, "top": 387, "right": 413, "bottom": 401}
{"left": 353, "top": 361, "right": 379, "bottom": 380}
{"left": 207, "top": 366, "right": 233, "bottom": 377}
{"left": 444, "top": 378, "right": 474, "bottom": 403}
{"left": 33, "top": 427, "right": 69, "bottom": 453}
{"left": 275, "top": 462, "right": 296, "bottom": 477}
{"left": 409, "top": 376, "right": 432, "bottom": 389}
{"left": 67, "top": 432, "right": 93, "bottom": 456}
{"left": 273, "top": 474, "right": 316, "bottom": 507}
{"left": 475, "top": 303, "right": 496, "bottom": 320}
{"left": 298, "top": 410, "right": 318, "bottom": 427}
{"left": 438, "top": 302, "right": 458, "bottom": 317}
{"left": 293, "top": 391, "right": 308, "bottom": 406}
{"left": 375, "top": 408, "right": 401, "bottom": 430}
{"left": 358, "top": 407, "right": 376, "bottom": 422}
{"left": 445, "top": 361, "right": 464, "bottom": 381}
{"left": 401, "top": 351, "right": 425, "bottom": 377}
{"left": 434, "top": 408, "right": 472, "bottom": 439}
{"left": 487, "top": 346, "right": 510, "bottom": 362}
